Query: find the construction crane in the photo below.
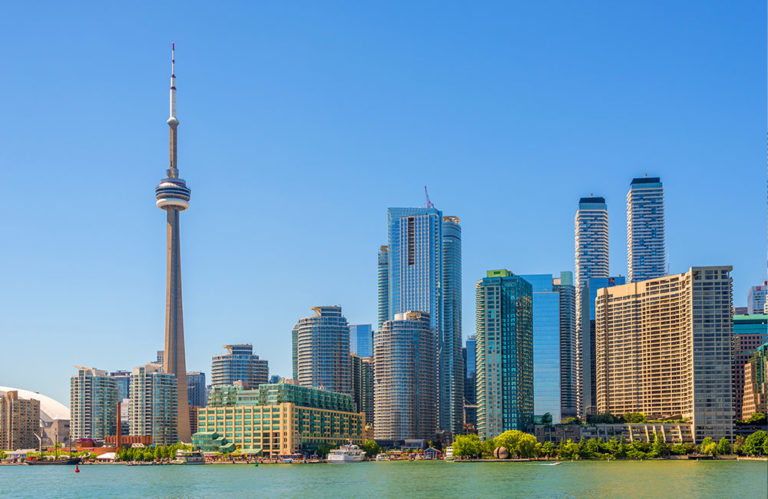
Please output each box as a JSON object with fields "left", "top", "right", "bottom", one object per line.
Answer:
{"left": 424, "top": 186, "right": 434, "bottom": 209}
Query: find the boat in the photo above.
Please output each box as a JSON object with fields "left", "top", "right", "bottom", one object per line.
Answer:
{"left": 375, "top": 453, "right": 389, "bottom": 461}
{"left": 327, "top": 443, "right": 366, "bottom": 463}
{"left": 540, "top": 461, "right": 561, "bottom": 466}
{"left": 173, "top": 450, "right": 205, "bottom": 465}
{"left": 27, "top": 457, "right": 81, "bottom": 465}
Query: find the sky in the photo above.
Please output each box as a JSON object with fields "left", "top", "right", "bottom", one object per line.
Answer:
{"left": 0, "top": 1, "right": 765, "bottom": 406}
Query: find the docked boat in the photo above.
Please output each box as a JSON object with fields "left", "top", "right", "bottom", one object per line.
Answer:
{"left": 27, "top": 457, "right": 81, "bottom": 465}
{"left": 173, "top": 450, "right": 205, "bottom": 465}
{"left": 375, "top": 453, "right": 389, "bottom": 461}
{"left": 327, "top": 443, "right": 366, "bottom": 463}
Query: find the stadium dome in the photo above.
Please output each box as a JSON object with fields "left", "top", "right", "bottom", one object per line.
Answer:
{"left": 0, "top": 386, "right": 70, "bottom": 421}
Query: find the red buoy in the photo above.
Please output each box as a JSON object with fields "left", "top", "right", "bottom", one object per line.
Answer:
{"left": 75, "top": 464, "right": 80, "bottom": 473}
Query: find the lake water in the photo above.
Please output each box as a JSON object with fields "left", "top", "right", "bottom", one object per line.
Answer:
{"left": 1, "top": 460, "right": 766, "bottom": 498}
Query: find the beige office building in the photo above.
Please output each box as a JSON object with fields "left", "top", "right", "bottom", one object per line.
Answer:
{"left": 595, "top": 266, "right": 733, "bottom": 442}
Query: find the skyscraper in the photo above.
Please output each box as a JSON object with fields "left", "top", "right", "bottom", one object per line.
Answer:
{"left": 464, "top": 335, "right": 477, "bottom": 429}
{"left": 374, "top": 311, "right": 437, "bottom": 441}
{"left": 350, "top": 324, "right": 374, "bottom": 358}
{"left": 595, "top": 266, "right": 734, "bottom": 442}
{"left": 747, "top": 283, "right": 768, "bottom": 315}
{"left": 154, "top": 44, "right": 191, "bottom": 442}
{"left": 627, "top": 177, "right": 666, "bottom": 282}
{"left": 742, "top": 342, "right": 768, "bottom": 419}
{"left": 350, "top": 353, "right": 374, "bottom": 424}
{"left": 441, "top": 215, "right": 463, "bottom": 437}
{"left": 70, "top": 366, "right": 118, "bottom": 441}
{"left": 109, "top": 370, "right": 131, "bottom": 402}
{"left": 732, "top": 314, "right": 768, "bottom": 420}
{"left": 293, "top": 306, "right": 352, "bottom": 395}
{"left": 476, "top": 270, "right": 533, "bottom": 439}
{"left": 187, "top": 371, "right": 208, "bottom": 408}
{"left": 554, "top": 272, "right": 577, "bottom": 420}
{"left": 380, "top": 207, "right": 463, "bottom": 437}
{"left": 520, "top": 273, "right": 576, "bottom": 423}
{"left": 211, "top": 345, "right": 269, "bottom": 389}
{"left": 129, "top": 363, "right": 178, "bottom": 446}
{"left": 0, "top": 390, "right": 40, "bottom": 450}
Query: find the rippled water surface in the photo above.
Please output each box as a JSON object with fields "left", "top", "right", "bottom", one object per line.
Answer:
{"left": 1, "top": 460, "right": 766, "bottom": 498}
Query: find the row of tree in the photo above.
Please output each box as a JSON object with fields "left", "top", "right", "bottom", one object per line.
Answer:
{"left": 452, "top": 430, "right": 768, "bottom": 460}
{"left": 116, "top": 443, "right": 191, "bottom": 462}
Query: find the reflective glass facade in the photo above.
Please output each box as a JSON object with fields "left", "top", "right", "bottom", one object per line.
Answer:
{"left": 476, "top": 271, "right": 533, "bottom": 438}
{"left": 293, "top": 306, "right": 352, "bottom": 396}
{"left": 187, "top": 371, "right": 207, "bottom": 408}
{"left": 129, "top": 363, "right": 178, "bottom": 446}
{"left": 441, "top": 216, "right": 463, "bottom": 436}
{"left": 732, "top": 314, "right": 768, "bottom": 419}
{"left": 350, "top": 324, "right": 373, "bottom": 358}
{"left": 627, "top": 177, "right": 665, "bottom": 282}
{"left": 747, "top": 284, "right": 768, "bottom": 315}
{"left": 211, "top": 344, "right": 269, "bottom": 390}
{"left": 70, "top": 367, "right": 118, "bottom": 441}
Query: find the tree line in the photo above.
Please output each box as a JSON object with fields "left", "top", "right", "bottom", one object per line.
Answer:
{"left": 452, "top": 430, "right": 768, "bottom": 460}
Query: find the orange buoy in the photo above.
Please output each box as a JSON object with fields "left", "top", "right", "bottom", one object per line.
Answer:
{"left": 75, "top": 464, "right": 80, "bottom": 473}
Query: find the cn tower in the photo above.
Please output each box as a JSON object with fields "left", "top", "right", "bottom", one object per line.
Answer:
{"left": 155, "top": 43, "right": 191, "bottom": 442}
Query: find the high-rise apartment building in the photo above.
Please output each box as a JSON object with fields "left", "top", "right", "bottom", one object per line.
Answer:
{"left": 520, "top": 272, "right": 577, "bottom": 423}
{"left": 627, "top": 177, "right": 665, "bottom": 282}
{"left": 374, "top": 311, "right": 437, "bottom": 441}
{"left": 595, "top": 266, "right": 734, "bottom": 442}
{"left": 0, "top": 390, "right": 40, "bottom": 450}
{"left": 293, "top": 306, "right": 352, "bottom": 395}
{"left": 742, "top": 342, "right": 768, "bottom": 419}
{"left": 554, "top": 272, "right": 577, "bottom": 420}
{"left": 377, "top": 246, "right": 389, "bottom": 330}
{"left": 476, "top": 270, "right": 533, "bottom": 439}
{"left": 351, "top": 354, "right": 374, "bottom": 425}
{"left": 747, "top": 284, "right": 768, "bottom": 315}
{"left": 154, "top": 45, "right": 191, "bottom": 441}
{"left": 577, "top": 276, "right": 625, "bottom": 417}
{"left": 380, "top": 207, "right": 463, "bottom": 437}
{"left": 350, "top": 324, "right": 374, "bottom": 358}
{"left": 70, "top": 367, "right": 118, "bottom": 441}
{"left": 291, "top": 326, "right": 299, "bottom": 380}
{"left": 187, "top": 371, "right": 208, "bottom": 408}
{"left": 109, "top": 371, "right": 131, "bottom": 403}
{"left": 129, "top": 363, "right": 178, "bottom": 446}
{"left": 732, "top": 314, "right": 768, "bottom": 420}
{"left": 464, "top": 335, "right": 477, "bottom": 429}
{"left": 211, "top": 345, "right": 269, "bottom": 389}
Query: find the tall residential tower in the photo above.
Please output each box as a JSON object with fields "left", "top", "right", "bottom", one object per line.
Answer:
{"left": 627, "top": 177, "right": 665, "bottom": 282}
{"left": 154, "top": 44, "right": 191, "bottom": 441}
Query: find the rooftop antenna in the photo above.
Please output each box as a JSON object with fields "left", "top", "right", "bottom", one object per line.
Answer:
{"left": 424, "top": 186, "right": 434, "bottom": 209}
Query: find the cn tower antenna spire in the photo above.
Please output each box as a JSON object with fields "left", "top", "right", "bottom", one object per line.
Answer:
{"left": 167, "top": 42, "right": 179, "bottom": 178}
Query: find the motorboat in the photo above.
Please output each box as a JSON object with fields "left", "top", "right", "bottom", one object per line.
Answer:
{"left": 327, "top": 443, "right": 366, "bottom": 463}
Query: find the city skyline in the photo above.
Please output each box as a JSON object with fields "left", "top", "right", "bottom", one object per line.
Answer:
{"left": 1, "top": 2, "right": 765, "bottom": 406}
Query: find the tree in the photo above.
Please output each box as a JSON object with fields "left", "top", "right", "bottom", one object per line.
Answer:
{"left": 541, "top": 441, "right": 555, "bottom": 457}
{"left": 699, "top": 437, "right": 716, "bottom": 456}
{"left": 453, "top": 435, "right": 482, "bottom": 458}
{"left": 361, "top": 440, "right": 382, "bottom": 458}
{"left": 623, "top": 412, "right": 646, "bottom": 423}
{"left": 517, "top": 434, "right": 538, "bottom": 458}
{"left": 743, "top": 431, "right": 767, "bottom": 456}
{"left": 315, "top": 444, "right": 332, "bottom": 457}
{"left": 495, "top": 431, "right": 524, "bottom": 457}
{"left": 715, "top": 438, "right": 731, "bottom": 456}
{"left": 746, "top": 412, "right": 767, "bottom": 425}
{"left": 733, "top": 435, "right": 745, "bottom": 455}
{"left": 650, "top": 435, "right": 670, "bottom": 457}
{"left": 482, "top": 437, "right": 497, "bottom": 458}
{"left": 562, "top": 417, "right": 581, "bottom": 425}
{"left": 541, "top": 413, "right": 553, "bottom": 425}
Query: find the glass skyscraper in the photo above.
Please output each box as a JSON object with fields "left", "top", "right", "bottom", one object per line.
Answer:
{"left": 70, "top": 367, "right": 118, "bottom": 441}
{"left": 747, "top": 284, "right": 768, "bottom": 315}
{"left": 187, "top": 371, "right": 208, "bottom": 408}
{"left": 211, "top": 345, "right": 269, "bottom": 390}
{"left": 373, "top": 311, "right": 437, "bottom": 441}
{"left": 293, "top": 306, "right": 352, "bottom": 396}
{"left": 379, "top": 207, "right": 463, "bottom": 437}
{"left": 129, "top": 363, "right": 178, "bottom": 446}
{"left": 554, "top": 272, "right": 577, "bottom": 420}
{"left": 476, "top": 270, "right": 533, "bottom": 438}
{"left": 464, "top": 335, "right": 477, "bottom": 429}
{"left": 350, "top": 324, "right": 373, "bottom": 358}
{"left": 627, "top": 176, "right": 665, "bottom": 282}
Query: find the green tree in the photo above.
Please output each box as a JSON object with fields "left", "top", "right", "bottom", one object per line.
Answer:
{"left": 315, "top": 444, "right": 332, "bottom": 457}
{"left": 746, "top": 412, "right": 766, "bottom": 425}
{"left": 453, "top": 435, "right": 482, "bottom": 458}
{"left": 360, "top": 440, "right": 382, "bottom": 458}
{"left": 716, "top": 438, "right": 731, "bottom": 456}
{"left": 699, "top": 437, "right": 716, "bottom": 456}
{"left": 540, "top": 441, "right": 555, "bottom": 457}
{"left": 623, "top": 412, "right": 646, "bottom": 423}
{"left": 495, "top": 431, "right": 524, "bottom": 457}
{"left": 482, "top": 437, "right": 497, "bottom": 458}
{"left": 517, "top": 434, "right": 538, "bottom": 458}
{"left": 743, "top": 431, "right": 767, "bottom": 456}
{"left": 650, "top": 435, "right": 670, "bottom": 457}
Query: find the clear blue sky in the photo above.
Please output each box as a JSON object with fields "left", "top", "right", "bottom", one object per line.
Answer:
{"left": 0, "top": 1, "right": 765, "bottom": 406}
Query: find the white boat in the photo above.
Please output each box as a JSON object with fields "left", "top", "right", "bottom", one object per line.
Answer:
{"left": 327, "top": 443, "right": 366, "bottom": 463}
{"left": 173, "top": 450, "right": 205, "bottom": 465}
{"left": 375, "top": 453, "right": 389, "bottom": 461}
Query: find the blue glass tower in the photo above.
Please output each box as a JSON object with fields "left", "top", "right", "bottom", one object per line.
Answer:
{"left": 350, "top": 324, "right": 373, "bottom": 358}
{"left": 627, "top": 177, "right": 665, "bottom": 282}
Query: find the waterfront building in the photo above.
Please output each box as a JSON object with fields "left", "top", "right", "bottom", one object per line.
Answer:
{"left": 441, "top": 215, "right": 464, "bottom": 437}
{"left": 374, "top": 311, "right": 437, "bottom": 441}
{"left": 109, "top": 371, "right": 131, "bottom": 402}
{"left": 70, "top": 366, "right": 118, "bottom": 441}
{"left": 574, "top": 196, "right": 609, "bottom": 419}
{"left": 747, "top": 284, "right": 768, "bottom": 315}
{"left": 350, "top": 354, "right": 374, "bottom": 424}
{"left": 129, "top": 363, "right": 178, "bottom": 446}
{"left": 626, "top": 177, "right": 665, "bottom": 282}
{"left": 291, "top": 326, "right": 299, "bottom": 380}
{"left": 742, "top": 342, "right": 768, "bottom": 419}
{"left": 0, "top": 386, "right": 71, "bottom": 447}
{"left": 595, "top": 266, "right": 734, "bottom": 442}
{"left": 197, "top": 382, "right": 364, "bottom": 456}
{"left": 0, "top": 390, "right": 40, "bottom": 450}
{"left": 554, "top": 272, "right": 577, "bottom": 420}
{"left": 211, "top": 344, "right": 269, "bottom": 389}
{"left": 293, "top": 306, "right": 352, "bottom": 395}
{"left": 350, "top": 324, "right": 374, "bottom": 358}
{"left": 464, "top": 335, "right": 477, "bottom": 429}
{"left": 577, "top": 276, "right": 625, "bottom": 417}
{"left": 520, "top": 272, "right": 576, "bottom": 423}
{"left": 475, "top": 270, "right": 533, "bottom": 439}
{"left": 534, "top": 422, "right": 695, "bottom": 444}
{"left": 154, "top": 44, "right": 192, "bottom": 441}
{"left": 187, "top": 371, "right": 207, "bottom": 408}
{"left": 380, "top": 207, "right": 463, "bottom": 437}
{"left": 732, "top": 314, "right": 768, "bottom": 420}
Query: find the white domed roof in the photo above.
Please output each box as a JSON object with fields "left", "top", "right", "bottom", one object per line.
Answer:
{"left": 0, "top": 386, "right": 70, "bottom": 421}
